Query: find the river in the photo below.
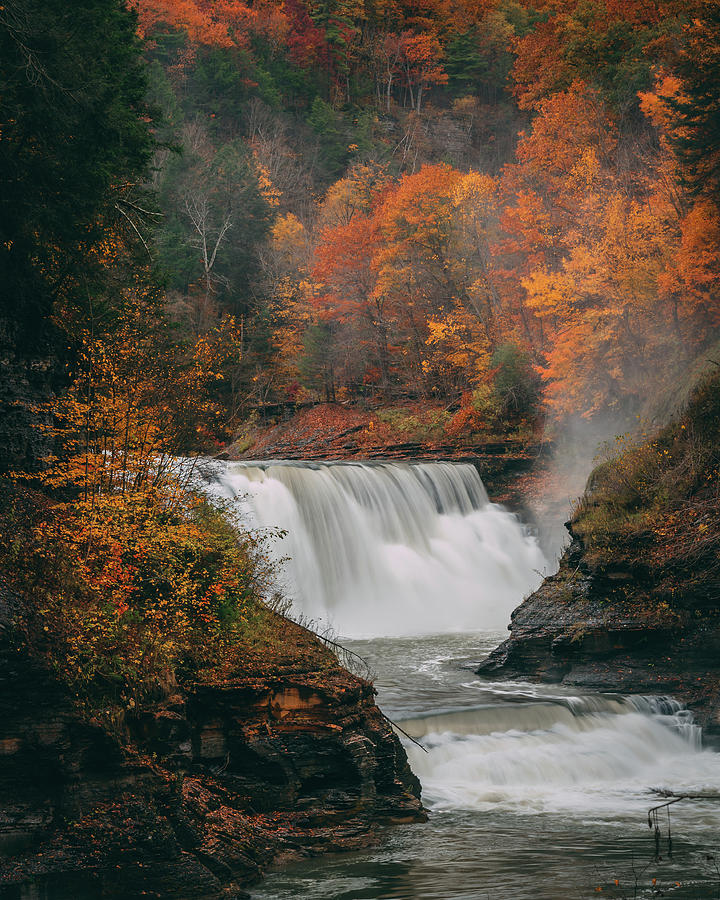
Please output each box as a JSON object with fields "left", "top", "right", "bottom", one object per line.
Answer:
{"left": 206, "top": 460, "right": 720, "bottom": 900}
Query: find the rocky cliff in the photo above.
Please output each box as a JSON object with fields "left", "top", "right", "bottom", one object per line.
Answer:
{"left": 0, "top": 614, "right": 424, "bottom": 899}
{"left": 478, "top": 371, "right": 720, "bottom": 733}
{"left": 477, "top": 532, "right": 720, "bottom": 731}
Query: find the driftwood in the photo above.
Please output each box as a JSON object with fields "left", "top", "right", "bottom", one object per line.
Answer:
{"left": 647, "top": 790, "right": 720, "bottom": 859}
{"left": 649, "top": 789, "right": 720, "bottom": 818}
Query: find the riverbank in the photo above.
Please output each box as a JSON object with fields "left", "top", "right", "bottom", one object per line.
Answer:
{"left": 478, "top": 370, "right": 720, "bottom": 733}
{"left": 0, "top": 610, "right": 424, "bottom": 898}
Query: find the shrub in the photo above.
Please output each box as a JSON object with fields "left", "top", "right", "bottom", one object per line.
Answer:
{"left": 490, "top": 342, "right": 542, "bottom": 426}
{"left": 4, "top": 481, "right": 279, "bottom": 715}
{"left": 375, "top": 407, "right": 450, "bottom": 441}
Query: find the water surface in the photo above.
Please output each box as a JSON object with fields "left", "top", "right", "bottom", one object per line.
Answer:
{"left": 252, "top": 632, "right": 720, "bottom": 900}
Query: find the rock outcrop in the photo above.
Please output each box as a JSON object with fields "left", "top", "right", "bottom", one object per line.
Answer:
{"left": 0, "top": 616, "right": 424, "bottom": 898}
{"left": 479, "top": 371, "right": 720, "bottom": 731}
{"left": 478, "top": 537, "right": 720, "bottom": 733}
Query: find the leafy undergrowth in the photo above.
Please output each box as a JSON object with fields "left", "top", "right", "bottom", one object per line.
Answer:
{"left": 234, "top": 398, "right": 538, "bottom": 460}
{"left": 0, "top": 479, "right": 311, "bottom": 720}
{"left": 571, "top": 370, "right": 720, "bottom": 614}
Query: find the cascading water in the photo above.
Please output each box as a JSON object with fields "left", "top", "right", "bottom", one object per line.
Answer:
{"left": 402, "top": 694, "right": 709, "bottom": 815}
{"left": 208, "top": 460, "right": 547, "bottom": 637}
{"left": 200, "top": 458, "right": 720, "bottom": 898}
{"left": 252, "top": 633, "right": 720, "bottom": 900}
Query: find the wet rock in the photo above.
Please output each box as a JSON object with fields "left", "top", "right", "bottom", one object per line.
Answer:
{"left": 477, "top": 537, "right": 720, "bottom": 732}
{"left": 0, "top": 619, "right": 424, "bottom": 898}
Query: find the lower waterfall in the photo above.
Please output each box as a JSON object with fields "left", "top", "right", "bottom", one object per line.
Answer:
{"left": 401, "top": 694, "right": 707, "bottom": 815}
{"left": 209, "top": 460, "right": 546, "bottom": 637}
{"left": 212, "top": 462, "right": 720, "bottom": 900}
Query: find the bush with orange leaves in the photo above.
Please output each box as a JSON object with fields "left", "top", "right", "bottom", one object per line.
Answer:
{"left": 2, "top": 287, "right": 278, "bottom": 718}
{"left": 6, "top": 485, "right": 277, "bottom": 716}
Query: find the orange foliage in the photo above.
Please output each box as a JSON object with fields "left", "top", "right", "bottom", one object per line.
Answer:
{"left": 10, "top": 283, "right": 270, "bottom": 710}
{"left": 515, "top": 82, "right": 617, "bottom": 186}
{"left": 313, "top": 212, "right": 380, "bottom": 322}
{"left": 308, "top": 163, "right": 504, "bottom": 396}
{"left": 130, "top": 0, "right": 720, "bottom": 424}
{"left": 511, "top": 14, "right": 580, "bottom": 110}
{"left": 660, "top": 201, "right": 720, "bottom": 335}
{"left": 132, "top": 0, "right": 288, "bottom": 51}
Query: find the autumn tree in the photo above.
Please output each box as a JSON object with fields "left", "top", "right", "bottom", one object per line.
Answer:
{"left": 258, "top": 213, "right": 315, "bottom": 401}
{"left": 0, "top": 0, "right": 155, "bottom": 473}
{"left": 376, "top": 31, "right": 448, "bottom": 112}
{"left": 309, "top": 164, "right": 507, "bottom": 400}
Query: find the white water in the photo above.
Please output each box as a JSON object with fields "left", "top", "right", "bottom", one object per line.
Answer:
{"left": 203, "top": 459, "right": 720, "bottom": 898}
{"left": 403, "top": 694, "right": 712, "bottom": 817}
{"left": 208, "top": 460, "right": 547, "bottom": 637}
{"left": 252, "top": 632, "right": 720, "bottom": 899}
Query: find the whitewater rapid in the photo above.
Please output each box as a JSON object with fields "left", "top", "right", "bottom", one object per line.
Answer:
{"left": 208, "top": 460, "right": 546, "bottom": 637}
{"left": 402, "top": 693, "right": 710, "bottom": 816}
{"left": 252, "top": 633, "right": 720, "bottom": 900}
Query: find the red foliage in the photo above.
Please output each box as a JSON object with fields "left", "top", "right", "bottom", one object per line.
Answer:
{"left": 284, "top": 0, "right": 331, "bottom": 69}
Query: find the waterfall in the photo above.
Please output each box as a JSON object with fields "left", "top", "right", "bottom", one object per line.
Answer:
{"left": 207, "top": 460, "right": 546, "bottom": 638}
{"left": 399, "top": 694, "right": 702, "bottom": 747}
{"left": 402, "top": 694, "right": 712, "bottom": 815}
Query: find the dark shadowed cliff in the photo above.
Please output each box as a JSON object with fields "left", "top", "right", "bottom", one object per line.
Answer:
{"left": 478, "top": 370, "right": 720, "bottom": 732}
{"left": 0, "top": 611, "right": 424, "bottom": 899}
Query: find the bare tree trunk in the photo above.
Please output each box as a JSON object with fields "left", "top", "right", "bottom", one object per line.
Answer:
{"left": 183, "top": 189, "right": 233, "bottom": 332}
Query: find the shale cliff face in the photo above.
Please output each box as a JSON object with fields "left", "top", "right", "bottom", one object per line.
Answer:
{"left": 0, "top": 616, "right": 424, "bottom": 899}
{"left": 477, "top": 532, "right": 720, "bottom": 731}
{"left": 478, "top": 372, "right": 720, "bottom": 733}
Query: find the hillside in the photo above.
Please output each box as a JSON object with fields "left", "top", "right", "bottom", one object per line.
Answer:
{"left": 479, "top": 369, "right": 720, "bottom": 731}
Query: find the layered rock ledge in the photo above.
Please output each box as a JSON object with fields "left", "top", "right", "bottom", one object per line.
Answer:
{"left": 221, "top": 402, "right": 550, "bottom": 502}
{"left": 477, "top": 531, "right": 720, "bottom": 733}
{"left": 0, "top": 615, "right": 424, "bottom": 899}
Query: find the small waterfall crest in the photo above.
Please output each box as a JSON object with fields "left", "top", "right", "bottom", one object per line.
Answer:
{"left": 208, "top": 460, "right": 546, "bottom": 637}
{"left": 399, "top": 694, "right": 702, "bottom": 747}
{"left": 402, "top": 694, "right": 711, "bottom": 815}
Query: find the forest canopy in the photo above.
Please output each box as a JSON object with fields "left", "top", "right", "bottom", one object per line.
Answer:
{"left": 123, "top": 0, "right": 720, "bottom": 438}
{"left": 4, "top": 0, "right": 720, "bottom": 457}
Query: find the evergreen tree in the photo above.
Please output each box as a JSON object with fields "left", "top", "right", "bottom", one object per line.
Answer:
{"left": 0, "top": 0, "right": 154, "bottom": 472}
{"left": 0, "top": 0, "right": 154, "bottom": 344}
{"left": 672, "top": 5, "right": 720, "bottom": 200}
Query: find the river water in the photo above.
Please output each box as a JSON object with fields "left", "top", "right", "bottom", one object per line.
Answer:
{"left": 250, "top": 631, "right": 720, "bottom": 900}
{"left": 205, "top": 460, "right": 720, "bottom": 900}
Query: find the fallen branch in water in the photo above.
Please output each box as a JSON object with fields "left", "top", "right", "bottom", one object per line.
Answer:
{"left": 650, "top": 789, "right": 720, "bottom": 809}
{"left": 647, "top": 790, "right": 720, "bottom": 860}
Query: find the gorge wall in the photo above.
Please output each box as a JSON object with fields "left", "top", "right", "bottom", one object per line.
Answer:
{"left": 478, "top": 371, "right": 720, "bottom": 734}
{"left": 0, "top": 613, "right": 424, "bottom": 899}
